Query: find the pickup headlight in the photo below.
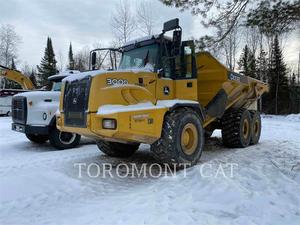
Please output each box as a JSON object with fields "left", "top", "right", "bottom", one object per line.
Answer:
{"left": 102, "top": 119, "right": 117, "bottom": 129}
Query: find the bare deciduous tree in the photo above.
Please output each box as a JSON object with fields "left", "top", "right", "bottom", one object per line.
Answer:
{"left": 74, "top": 46, "right": 90, "bottom": 71}
{"left": 137, "top": 0, "right": 155, "bottom": 36}
{"left": 0, "top": 24, "right": 21, "bottom": 67}
{"left": 0, "top": 24, "right": 21, "bottom": 88}
{"left": 218, "top": 19, "right": 240, "bottom": 71}
{"left": 111, "top": 0, "right": 136, "bottom": 45}
{"left": 244, "top": 26, "right": 261, "bottom": 57}
{"left": 58, "top": 50, "right": 64, "bottom": 72}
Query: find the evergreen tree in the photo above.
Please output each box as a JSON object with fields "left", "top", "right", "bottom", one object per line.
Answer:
{"left": 268, "top": 35, "right": 289, "bottom": 114}
{"left": 238, "top": 45, "right": 257, "bottom": 78}
{"left": 68, "top": 42, "right": 75, "bottom": 70}
{"left": 29, "top": 69, "right": 37, "bottom": 88}
{"left": 248, "top": 52, "right": 257, "bottom": 79}
{"left": 257, "top": 49, "right": 268, "bottom": 82}
{"left": 37, "top": 37, "right": 57, "bottom": 87}
{"left": 238, "top": 45, "right": 249, "bottom": 75}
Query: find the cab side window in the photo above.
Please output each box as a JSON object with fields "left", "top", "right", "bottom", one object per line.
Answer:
{"left": 177, "top": 45, "right": 193, "bottom": 79}
{"left": 160, "top": 42, "right": 173, "bottom": 78}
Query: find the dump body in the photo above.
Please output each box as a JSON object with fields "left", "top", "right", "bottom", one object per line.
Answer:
{"left": 196, "top": 52, "right": 268, "bottom": 127}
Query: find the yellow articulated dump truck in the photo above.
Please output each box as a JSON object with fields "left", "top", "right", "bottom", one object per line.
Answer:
{"left": 57, "top": 19, "right": 268, "bottom": 166}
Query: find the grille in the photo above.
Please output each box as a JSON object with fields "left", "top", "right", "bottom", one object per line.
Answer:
{"left": 12, "top": 96, "right": 27, "bottom": 124}
{"left": 63, "top": 77, "right": 91, "bottom": 127}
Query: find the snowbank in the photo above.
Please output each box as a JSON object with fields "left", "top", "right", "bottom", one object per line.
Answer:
{"left": 0, "top": 115, "right": 300, "bottom": 225}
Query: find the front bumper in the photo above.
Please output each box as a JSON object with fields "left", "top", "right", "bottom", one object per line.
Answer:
{"left": 57, "top": 108, "right": 167, "bottom": 144}
{"left": 12, "top": 123, "right": 49, "bottom": 135}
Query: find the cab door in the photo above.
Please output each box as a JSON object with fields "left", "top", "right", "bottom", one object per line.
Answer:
{"left": 174, "top": 41, "right": 198, "bottom": 101}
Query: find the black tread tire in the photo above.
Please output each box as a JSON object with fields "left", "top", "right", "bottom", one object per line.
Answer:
{"left": 96, "top": 140, "right": 139, "bottom": 157}
{"left": 249, "top": 110, "right": 261, "bottom": 145}
{"left": 150, "top": 107, "right": 204, "bottom": 167}
{"left": 221, "top": 108, "right": 252, "bottom": 148}
{"left": 49, "top": 127, "right": 81, "bottom": 150}
{"left": 204, "top": 129, "right": 214, "bottom": 138}
{"left": 26, "top": 134, "right": 49, "bottom": 144}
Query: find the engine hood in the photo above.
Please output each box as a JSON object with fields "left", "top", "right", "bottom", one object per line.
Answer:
{"left": 61, "top": 69, "right": 158, "bottom": 113}
{"left": 62, "top": 68, "right": 155, "bottom": 83}
{"left": 14, "top": 91, "right": 60, "bottom": 102}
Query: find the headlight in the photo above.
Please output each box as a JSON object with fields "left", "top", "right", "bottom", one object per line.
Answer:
{"left": 102, "top": 119, "right": 117, "bottom": 129}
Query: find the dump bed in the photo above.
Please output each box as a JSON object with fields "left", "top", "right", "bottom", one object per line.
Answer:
{"left": 195, "top": 52, "right": 268, "bottom": 126}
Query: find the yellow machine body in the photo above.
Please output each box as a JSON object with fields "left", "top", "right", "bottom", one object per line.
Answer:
{"left": 57, "top": 51, "right": 268, "bottom": 144}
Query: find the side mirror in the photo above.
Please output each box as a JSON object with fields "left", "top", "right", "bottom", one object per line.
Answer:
{"left": 163, "top": 18, "right": 179, "bottom": 33}
{"left": 91, "top": 52, "right": 97, "bottom": 70}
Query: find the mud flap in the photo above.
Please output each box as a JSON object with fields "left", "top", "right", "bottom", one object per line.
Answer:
{"left": 205, "top": 88, "right": 228, "bottom": 118}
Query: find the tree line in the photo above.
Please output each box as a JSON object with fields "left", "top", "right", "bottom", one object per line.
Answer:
{"left": 162, "top": 0, "right": 300, "bottom": 114}
{"left": 0, "top": 0, "right": 299, "bottom": 114}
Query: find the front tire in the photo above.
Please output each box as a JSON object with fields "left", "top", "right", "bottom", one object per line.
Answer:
{"left": 26, "top": 134, "right": 49, "bottom": 144}
{"left": 150, "top": 108, "right": 204, "bottom": 167}
{"left": 96, "top": 140, "right": 139, "bottom": 157}
{"left": 49, "top": 127, "right": 81, "bottom": 150}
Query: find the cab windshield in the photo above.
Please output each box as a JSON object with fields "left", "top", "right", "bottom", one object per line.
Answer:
{"left": 119, "top": 44, "right": 159, "bottom": 72}
{"left": 52, "top": 81, "right": 62, "bottom": 91}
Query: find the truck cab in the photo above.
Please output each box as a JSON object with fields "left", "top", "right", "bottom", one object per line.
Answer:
{"left": 11, "top": 70, "right": 82, "bottom": 149}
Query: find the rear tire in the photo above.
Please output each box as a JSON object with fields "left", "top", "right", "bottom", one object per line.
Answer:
{"left": 249, "top": 110, "right": 261, "bottom": 145}
{"left": 96, "top": 140, "right": 139, "bottom": 157}
{"left": 26, "top": 134, "right": 49, "bottom": 144}
{"left": 221, "top": 109, "right": 252, "bottom": 148}
{"left": 49, "top": 127, "right": 81, "bottom": 150}
{"left": 150, "top": 108, "right": 204, "bottom": 167}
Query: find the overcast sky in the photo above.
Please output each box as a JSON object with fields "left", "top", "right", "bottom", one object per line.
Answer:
{"left": 1, "top": 0, "right": 299, "bottom": 70}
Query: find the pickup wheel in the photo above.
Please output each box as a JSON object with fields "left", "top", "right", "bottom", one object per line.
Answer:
{"left": 221, "top": 109, "right": 252, "bottom": 148}
{"left": 26, "top": 134, "right": 49, "bottom": 144}
{"left": 96, "top": 140, "right": 139, "bottom": 157}
{"left": 150, "top": 108, "right": 204, "bottom": 167}
{"left": 49, "top": 127, "right": 81, "bottom": 150}
{"left": 249, "top": 110, "right": 261, "bottom": 145}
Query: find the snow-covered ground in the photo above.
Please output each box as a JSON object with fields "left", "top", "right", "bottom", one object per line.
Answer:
{"left": 0, "top": 115, "right": 300, "bottom": 225}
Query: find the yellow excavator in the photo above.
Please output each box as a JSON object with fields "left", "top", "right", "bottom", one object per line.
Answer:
{"left": 0, "top": 65, "right": 35, "bottom": 90}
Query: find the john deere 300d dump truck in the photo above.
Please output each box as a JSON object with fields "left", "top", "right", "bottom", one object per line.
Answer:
{"left": 57, "top": 19, "right": 268, "bottom": 166}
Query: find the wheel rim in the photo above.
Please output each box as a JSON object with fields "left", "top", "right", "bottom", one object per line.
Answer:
{"left": 243, "top": 119, "right": 250, "bottom": 139}
{"left": 181, "top": 123, "right": 198, "bottom": 155}
{"left": 59, "top": 132, "right": 76, "bottom": 145}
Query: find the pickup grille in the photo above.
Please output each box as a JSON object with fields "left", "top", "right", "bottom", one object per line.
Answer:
{"left": 63, "top": 77, "right": 91, "bottom": 127}
{"left": 12, "top": 96, "right": 27, "bottom": 124}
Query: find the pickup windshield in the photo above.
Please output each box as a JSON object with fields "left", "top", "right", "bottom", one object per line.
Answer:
{"left": 52, "top": 81, "right": 62, "bottom": 91}
{"left": 119, "top": 44, "right": 159, "bottom": 72}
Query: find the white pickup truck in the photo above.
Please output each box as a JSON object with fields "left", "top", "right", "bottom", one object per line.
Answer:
{"left": 11, "top": 71, "right": 81, "bottom": 149}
